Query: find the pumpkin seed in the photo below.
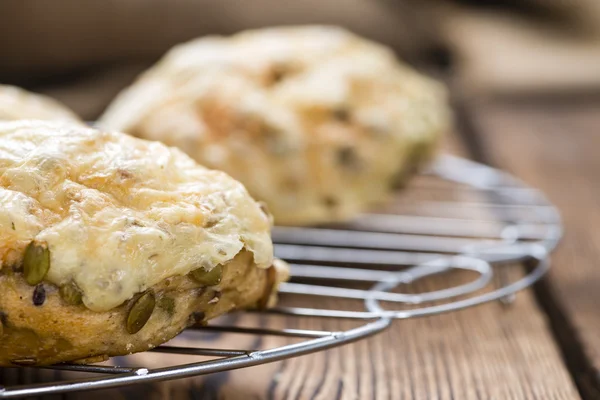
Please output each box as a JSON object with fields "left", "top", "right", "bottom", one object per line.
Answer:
{"left": 23, "top": 241, "right": 50, "bottom": 285}
{"left": 126, "top": 291, "right": 155, "bottom": 334}
{"left": 190, "top": 265, "right": 222, "bottom": 286}
{"left": 60, "top": 282, "right": 83, "bottom": 306}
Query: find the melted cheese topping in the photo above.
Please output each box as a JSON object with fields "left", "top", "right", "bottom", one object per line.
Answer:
{"left": 0, "top": 121, "right": 273, "bottom": 311}
{"left": 101, "top": 26, "right": 450, "bottom": 225}
{"left": 0, "top": 85, "right": 80, "bottom": 122}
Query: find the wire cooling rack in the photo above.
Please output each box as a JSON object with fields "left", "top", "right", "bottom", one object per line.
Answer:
{"left": 0, "top": 155, "right": 562, "bottom": 398}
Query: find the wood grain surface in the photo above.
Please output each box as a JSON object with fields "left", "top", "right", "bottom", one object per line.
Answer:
{"left": 20, "top": 133, "right": 575, "bottom": 400}
{"left": 468, "top": 99, "right": 600, "bottom": 399}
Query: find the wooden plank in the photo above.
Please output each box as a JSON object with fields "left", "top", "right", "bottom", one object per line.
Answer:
{"left": 6, "top": 133, "right": 574, "bottom": 400}
{"left": 467, "top": 99, "right": 600, "bottom": 398}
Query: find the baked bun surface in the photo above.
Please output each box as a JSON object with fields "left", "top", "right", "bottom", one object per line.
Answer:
{"left": 0, "top": 120, "right": 285, "bottom": 366}
{"left": 100, "top": 26, "right": 451, "bottom": 225}
{"left": 0, "top": 84, "right": 80, "bottom": 122}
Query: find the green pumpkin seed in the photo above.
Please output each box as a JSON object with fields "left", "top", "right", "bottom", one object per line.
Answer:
{"left": 60, "top": 282, "right": 83, "bottom": 306}
{"left": 190, "top": 265, "right": 222, "bottom": 286}
{"left": 126, "top": 291, "right": 155, "bottom": 334}
{"left": 23, "top": 241, "right": 50, "bottom": 286}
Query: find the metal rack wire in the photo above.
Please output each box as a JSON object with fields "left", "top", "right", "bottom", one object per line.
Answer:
{"left": 0, "top": 155, "right": 562, "bottom": 398}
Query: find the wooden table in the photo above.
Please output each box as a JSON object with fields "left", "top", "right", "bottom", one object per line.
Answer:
{"left": 2, "top": 75, "right": 598, "bottom": 400}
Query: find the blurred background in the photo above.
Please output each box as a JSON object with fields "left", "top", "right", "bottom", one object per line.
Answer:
{"left": 1, "top": 0, "right": 599, "bottom": 119}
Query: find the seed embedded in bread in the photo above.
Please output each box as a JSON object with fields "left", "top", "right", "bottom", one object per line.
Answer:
{"left": 126, "top": 291, "right": 156, "bottom": 334}
{"left": 59, "top": 282, "right": 83, "bottom": 306}
{"left": 190, "top": 264, "right": 223, "bottom": 286}
{"left": 23, "top": 241, "right": 50, "bottom": 286}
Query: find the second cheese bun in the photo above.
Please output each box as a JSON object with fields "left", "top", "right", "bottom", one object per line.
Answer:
{"left": 101, "top": 26, "right": 451, "bottom": 225}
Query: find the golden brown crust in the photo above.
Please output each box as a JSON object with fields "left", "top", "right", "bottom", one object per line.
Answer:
{"left": 0, "top": 250, "right": 284, "bottom": 366}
